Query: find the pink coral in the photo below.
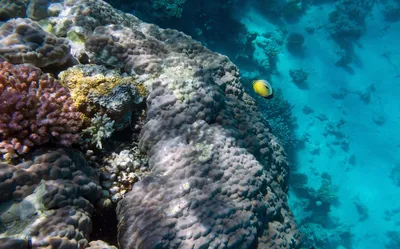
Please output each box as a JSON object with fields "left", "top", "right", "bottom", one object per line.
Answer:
{"left": 0, "top": 61, "right": 82, "bottom": 159}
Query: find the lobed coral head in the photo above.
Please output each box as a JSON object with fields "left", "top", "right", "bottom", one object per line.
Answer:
{"left": 0, "top": 61, "right": 82, "bottom": 160}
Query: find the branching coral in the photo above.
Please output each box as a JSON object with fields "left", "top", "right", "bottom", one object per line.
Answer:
{"left": 81, "top": 113, "right": 115, "bottom": 149}
{"left": 0, "top": 61, "right": 82, "bottom": 160}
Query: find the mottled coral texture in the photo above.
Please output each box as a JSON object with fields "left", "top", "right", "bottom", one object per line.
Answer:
{"left": 50, "top": 0, "right": 139, "bottom": 37}
{"left": 59, "top": 64, "right": 143, "bottom": 130}
{"left": 0, "top": 0, "right": 27, "bottom": 21}
{"left": 0, "top": 61, "right": 82, "bottom": 159}
{"left": 102, "top": 19, "right": 301, "bottom": 248}
{"left": 0, "top": 148, "right": 102, "bottom": 249}
{"left": 0, "top": 18, "right": 71, "bottom": 68}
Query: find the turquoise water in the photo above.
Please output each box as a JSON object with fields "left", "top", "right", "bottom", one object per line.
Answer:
{"left": 243, "top": 3, "right": 400, "bottom": 249}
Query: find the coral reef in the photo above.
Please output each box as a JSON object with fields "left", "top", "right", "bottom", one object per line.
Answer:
{"left": 327, "top": 0, "right": 374, "bottom": 39}
{"left": 81, "top": 113, "right": 115, "bottom": 149}
{"left": 0, "top": 148, "right": 102, "bottom": 248}
{"left": 290, "top": 172, "right": 309, "bottom": 195}
{"left": 0, "top": 0, "right": 27, "bottom": 20}
{"left": 47, "top": 0, "right": 139, "bottom": 37}
{"left": 289, "top": 68, "right": 309, "bottom": 87}
{"left": 256, "top": 0, "right": 305, "bottom": 22}
{"left": 108, "top": 16, "right": 300, "bottom": 249}
{"left": 0, "top": 0, "right": 301, "bottom": 248}
{"left": 0, "top": 61, "right": 82, "bottom": 160}
{"left": 99, "top": 145, "right": 149, "bottom": 204}
{"left": 126, "top": 0, "right": 187, "bottom": 20}
{"left": 300, "top": 222, "right": 352, "bottom": 249}
{"left": 85, "top": 24, "right": 167, "bottom": 75}
{"left": 381, "top": 3, "right": 400, "bottom": 22}
{"left": 0, "top": 18, "right": 71, "bottom": 68}
{"left": 252, "top": 32, "right": 285, "bottom": 74}
{"left": 258, "top": 89, "right": 298, "bottom": 151}
{"left": 59, "top": 64, "right": 145, "bottom": 129}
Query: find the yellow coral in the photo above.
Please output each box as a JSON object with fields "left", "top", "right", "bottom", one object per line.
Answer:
{"left": 59, "top": 67, "right": 147, "bottom": 109}
{"left": 135, "top": 82, "right": 149, "bottom": 97}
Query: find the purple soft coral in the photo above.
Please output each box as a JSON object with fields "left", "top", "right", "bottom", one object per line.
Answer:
{"left": 0, "top": 60, "right": 82, "bottom": 160}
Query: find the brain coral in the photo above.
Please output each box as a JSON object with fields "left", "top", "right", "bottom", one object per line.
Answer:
{"left": 0, "top": 60, "right": 82, "bottom": 160}
{"left": 101, "top": 17, "right": 301, "bottom": 248}
{"left": 0, "top": 18, "right": 71, "bottom": 68}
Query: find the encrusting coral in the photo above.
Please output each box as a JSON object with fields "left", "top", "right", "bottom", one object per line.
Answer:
{"left": 0, "top": 60, "right": 82, "bottom": 160}
{"left": 59, "top": 64, "right": 145, "bottom": 129}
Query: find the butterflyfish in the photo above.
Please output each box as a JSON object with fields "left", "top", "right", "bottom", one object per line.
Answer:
{"left": 252, "top": 79, "right": 273, "bottom": 99}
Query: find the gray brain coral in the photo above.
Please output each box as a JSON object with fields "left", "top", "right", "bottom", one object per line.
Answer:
{"left": 105, "top": 16, "right": 302, "bottom": 249}
{"left": 0, "top": 18, "right": 71, "bottom": 68}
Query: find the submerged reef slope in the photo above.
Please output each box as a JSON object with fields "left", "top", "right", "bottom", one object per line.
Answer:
{"left": 109, "top": 18, "right": 300, "bottom": 249}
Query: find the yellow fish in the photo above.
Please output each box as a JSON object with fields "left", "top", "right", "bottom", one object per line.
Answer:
{"left": 252, "top": 79, "right": 273, "bottom": 99}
